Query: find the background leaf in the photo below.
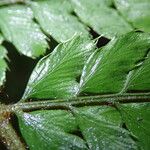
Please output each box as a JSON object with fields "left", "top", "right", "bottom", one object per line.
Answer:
{"left": 114, "top": 0, "right": 150, "bottom": 32}
{"left": 71, "top": 0, "right": 132, "bottom": 39}
{"left": 30, "top": 0, "right": 90, "bottom": 42}
{"left": 0, "top": 5, "right": 48, "bottom": 58}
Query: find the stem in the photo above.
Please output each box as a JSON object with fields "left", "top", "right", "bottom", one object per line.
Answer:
{"left": 0, "top": 93, "right": 150, "bottom": 149}
{"left": 0, "top": 122, "right": 26, "bottom": 150}
{"left": 0, "top": 104, "right": 26, "bottom": 150}
{"left": 14, "top": 93, "right": 150, "bottom": 112}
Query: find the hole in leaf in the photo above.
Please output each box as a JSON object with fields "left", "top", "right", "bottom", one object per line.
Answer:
{"left": 69, "top": 129, "right": 84, "bottom": 139}
{"left": 69, "top": 128, "right": 90, "bottom": 149}
{"left": 89, "top": 28, "right": 110, "bottom": 48}
{"left": 89, "top": 27, "right": 99, "bottom": 39}
{"left": 135, "top": 30, "right": 144, "bottom": 33}
{"left": 122, "top": 123, "right": 139, "bottom": 143}
{"left": 97, "top": 36, "right": 110, "bottom": 48}
{"left": 110, "top": 3, "right": 117, "bottom": 10}
{"left": 70, "top": 11, "right": 77, "bottom": 17}
{"left": 122, "top": 123, "right": 128, "bottom": 130}
{"left": 76, "top": 75, "right": 81, "bottom": 83}
{"left": 128, "top": 89, "right": 150, "bottom": 93}
{"left": 46, "top": 36, "right": 58, "bottom": 54}
{"left": 79, "top": 91, "right": 115, "bottom": 96}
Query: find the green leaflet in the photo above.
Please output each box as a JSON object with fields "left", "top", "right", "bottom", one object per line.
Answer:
{"left": 79, "top": 32, "right": 150, "bottom": 94}
{"left": 0, "top": 45, "right": 7, "bottom": 86}
{"left": 30, "top": 0, "right": 90, "bottom": 42}
{"left": 22, "top": 36, "right": 95, "bottom": 100}
{"left": 31, "top": 0, "right": 73, "bottom": 13}
{"left": 71, "top": 0, "right": 132, "bottom": 39}
{"left": 114, "top": 0, "right": 150, "bottom": 32}
{"left": 125, "top": 52, "right": 150, "bottom": 91}
{"left": 74, "top": 106, "right": 138, "bottom": 150}
{"left": 0, "top": 5, "right": 48, "bottom": 58}
{"left": 17, "top": 106, "right": 137, "bottom": 150}
{"left": 17, "top": 110, "right": 87, "bottom": 150}
{"left": 118, "top": 103, "right": 150, "bottom": 150}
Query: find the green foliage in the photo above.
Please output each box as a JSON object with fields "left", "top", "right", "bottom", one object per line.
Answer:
{"left": 114, "top": 0, "right": 150, "bottom": 32}
{"left": 0, "top": 5, "right": 48, "bottom": 58}
{"left": 118, "top": 103, "right": 150, "bottom": 150}
{"left": 0, "top": 0, "right": 150, "bottom": 57}
{"left": 0, "top": 45, "right": 7, "bottom": 86}
{"left": 0, "top": 0, "right": 150, "bottom": 150}
{"left": 30, "top": 0, "right": 90, "bottom": 42}
{"left": 22, "top": 36, "right": 95, "bottom": 100}
{"left": 73, "top": 106, "right": 137, "bottom": 150}
{"left": 18, "top": 106, "right": 138, "bottom": 150}
{"left": 17, "top": 110, "right": 87, "bottom": 150}
{"left": 79, "top": 32, "right": 150, "bottom": 93}
{"left": 71, "top": 0, "right": 132, "bottom": 38}
{"left": 18, "top": 32, "right": 150, "bottom": 150}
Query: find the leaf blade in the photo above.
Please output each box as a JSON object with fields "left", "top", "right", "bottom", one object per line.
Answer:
{"left": 71, "top": 0, "right": 132, "bottom": 39}
{"left": 114, "top": 0, "right": 150, "bottom": 32}
{"left": 126, "top": 51, "right": 150, "bottom": 91}
{"left": 0, "top": 5, "right": 48, "bottom": 58}
{"left": 79, "top": 32, "right": 150, "bottom": 94}
{"left": 74, "top": 106, "right": 138, "bottom": 150}
{"left": 22, "top": 35, "right": 95, "bottom": 100}
{"left": 17, "top": 110, "right": 87, "bottom": 150}
{"left": 118, "top": 103, "right": 150, "bottom": 150}
{"left": 30, "top": 0, "right": 90, "bottom": 42}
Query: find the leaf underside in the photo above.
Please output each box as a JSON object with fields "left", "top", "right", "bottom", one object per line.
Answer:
{"left": 18, "top": 105, "right": 140, "bottom": 150}
{"left": 0, "top": 5, "right": 48, "bottom": 58}
{"left": 22, "top": 36, "right": 95, "bottom": 100}
{"left": 18, "top": 32, "right": 150, "bottom": 150}
{"left": 0, "top": 1, "right": 150, "bottom": 150}
{"left": 118, "top": 103, "right": 150, "bottom": 150}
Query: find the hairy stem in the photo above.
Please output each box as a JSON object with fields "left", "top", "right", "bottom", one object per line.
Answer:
{"left": 0, "top": 93, "right": 150, "bottom": 149}
{"left": 0, "top": 104, "right": 26, "bottom": 150}
{"left": 14, "top": 93, "right": 150, "bottom": 112}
